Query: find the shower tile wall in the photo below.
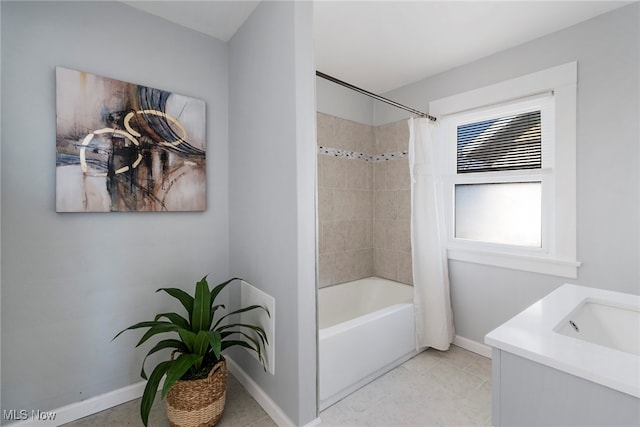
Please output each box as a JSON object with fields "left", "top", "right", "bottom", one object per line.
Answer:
{"left": 373, "top": 121, "right": 412, "bottom": 285}
{"left": 318, "top": 113, "right": 374, "bottom": 287}
{"left": 317, "top": 112, "right": 413, "bottom": 288}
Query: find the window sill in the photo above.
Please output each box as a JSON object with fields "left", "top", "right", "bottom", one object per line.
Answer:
{"left": 447, "top": 247, "right": 581, "bottom": 278}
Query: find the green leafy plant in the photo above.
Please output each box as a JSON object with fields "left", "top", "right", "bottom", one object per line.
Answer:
{"left": 114, "top": 276, "right": 269, "bottom": 426}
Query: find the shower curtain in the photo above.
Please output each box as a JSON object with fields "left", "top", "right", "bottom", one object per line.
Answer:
{"left": 408, "top": 117, "right": 455, "bottom": 351}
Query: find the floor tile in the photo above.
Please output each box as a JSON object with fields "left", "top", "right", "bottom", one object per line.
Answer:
{"left": 321, "top": 345, "right": 492, "bottom": 427}
{"left": 61, "top": 345, "right": 491, "bottom": 427}
{"left": 62, "top": 374, "right": 272, "bottom": 427}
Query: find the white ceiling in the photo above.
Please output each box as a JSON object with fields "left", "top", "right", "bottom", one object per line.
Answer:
{"left": 122, "top": 1, "right": 261, "bottom": 41}
{"left": 123, "top": 0, "right": 632, "bottom": 93}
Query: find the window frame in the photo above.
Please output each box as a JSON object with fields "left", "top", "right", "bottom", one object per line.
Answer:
{"left": 447, "top": 95, "right": 552, "bottom": 252}
{"left": 430, "top": 62, "right": 580, "bottom": 278}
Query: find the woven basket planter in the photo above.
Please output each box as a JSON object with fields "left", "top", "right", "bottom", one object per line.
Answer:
{"left": 166, "top": 358, "right": 227, "bottom": 427}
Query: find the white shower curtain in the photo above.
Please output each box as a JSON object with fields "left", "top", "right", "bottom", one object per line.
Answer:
{"left": 408, "top": 117, "right": 455, "bottom": 351}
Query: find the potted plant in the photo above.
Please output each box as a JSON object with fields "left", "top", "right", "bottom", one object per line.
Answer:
{"left": 114, "top": 276, "right": 269, "bottom": 427}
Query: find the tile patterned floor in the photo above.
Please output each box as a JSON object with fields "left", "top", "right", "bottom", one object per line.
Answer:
{"left": 62, "top": 374, "right": 277, "bottom": 427}
{"left": 320, "top": 346, "right": 492, "bottom": 426}
{"left": 62, "top": 345, "right": 491, "bottom": 427}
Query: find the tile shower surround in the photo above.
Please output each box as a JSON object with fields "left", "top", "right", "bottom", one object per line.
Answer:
{"left": 317, "top": 112, "right": 413, "bottom": 287}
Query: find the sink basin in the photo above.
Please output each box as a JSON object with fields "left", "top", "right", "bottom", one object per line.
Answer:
{"left": 554, "top": 298, "right": 640, "bottom": 356}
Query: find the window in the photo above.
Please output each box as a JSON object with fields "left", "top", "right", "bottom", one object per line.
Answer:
{"left": 456, "top": 109, "right": 542, "bottom": 174}
{"left": 455, "top": 181, "right": 542, "bottom": 247}
{"left": 430, "top": 63, "right": 580, "bottom": 278}
{"left": 450, "top": 95, "right": 551, "bottom": 249}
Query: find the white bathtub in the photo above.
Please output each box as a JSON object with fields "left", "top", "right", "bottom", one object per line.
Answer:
{"left": 318, "top": 277, "right": 416, "bottom": 410}
{"left": 486, "top": 284, "right": 640, "bottom": 426}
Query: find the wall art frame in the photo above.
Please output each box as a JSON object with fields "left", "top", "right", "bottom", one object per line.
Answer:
{"left": 55, "top": 67, "right": 206, "bottom": 212}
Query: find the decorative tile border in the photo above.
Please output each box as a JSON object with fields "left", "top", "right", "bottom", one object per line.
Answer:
{"left": 318, "top": 146, "right": 408, "bottom": 162}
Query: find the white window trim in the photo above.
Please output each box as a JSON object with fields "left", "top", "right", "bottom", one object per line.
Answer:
{"left": 446, "top": 95, "right": 553, "bottom": 252}
{"left": 430, "top": 62, "right": 580, "bottom": 278}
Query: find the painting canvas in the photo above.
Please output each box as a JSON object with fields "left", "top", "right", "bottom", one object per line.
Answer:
{"left": 56, "top": 67, "right": 206, "bottom": 212}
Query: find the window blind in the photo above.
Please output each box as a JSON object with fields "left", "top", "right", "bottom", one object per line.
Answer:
{"left": 457, "top": 110, "right": 541, "bottom": 173}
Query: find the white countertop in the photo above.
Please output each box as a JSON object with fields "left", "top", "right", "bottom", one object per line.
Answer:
{"left": 485, "top": 284, "right": 640, "bottom": 398}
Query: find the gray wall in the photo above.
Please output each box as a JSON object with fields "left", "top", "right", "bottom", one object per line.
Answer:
{"left": 316, "top": 77, "right": 374, "bottom": 125}
{"left": 1, "top": 0, "right": 230, "bottom": 414}
{"left": 228, "top": 1, "right": 317, "bottom": 425}
{"left": 377, "top": 3, "right": 640, "bottom": 343}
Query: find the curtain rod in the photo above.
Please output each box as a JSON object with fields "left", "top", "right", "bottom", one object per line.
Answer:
{"left": 316, "top": 71, "right": 436, "bottom": 122}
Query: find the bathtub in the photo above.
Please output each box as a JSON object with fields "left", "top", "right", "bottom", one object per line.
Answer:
{"left": 318, "top": 277, "right": 416, "bottom": 410}
{"left": 486, "top": 284, "right": 640, "bottom": 426}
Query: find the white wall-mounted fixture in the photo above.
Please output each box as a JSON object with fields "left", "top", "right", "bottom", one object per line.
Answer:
{"left": 240, "top": 280, "right": 275, "bottom": 375}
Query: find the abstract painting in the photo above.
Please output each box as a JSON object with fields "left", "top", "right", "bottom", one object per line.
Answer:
{"left": 56, "top": 67, "right": 206, "bottom": 212}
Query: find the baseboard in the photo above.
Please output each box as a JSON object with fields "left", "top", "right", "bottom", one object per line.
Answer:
{"left": 225, "top": 356, "right": 320, "bottom": 427}
{"left": 3, "top": 381, "right": 148, "bottom": 427}
{"left": 3, "top": 339, "right": 484, "bottom": 427}
{"left": 4, "top": 360, "right": 322, "bottom": 427}
{"left": 453, "top": 334, "right": 493, "bottom": 358}
{"left": 301, "top": 416, "right": 322, "bottom": 427}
